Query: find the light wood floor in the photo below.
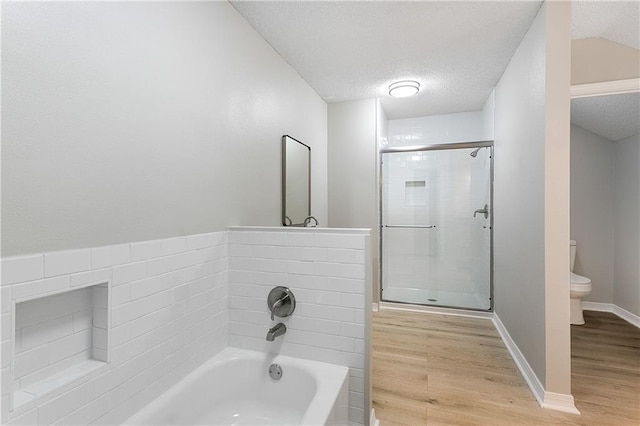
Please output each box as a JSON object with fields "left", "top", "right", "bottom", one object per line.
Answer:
{"left": 372, "top": 309, "right": 640, "bottom": 425}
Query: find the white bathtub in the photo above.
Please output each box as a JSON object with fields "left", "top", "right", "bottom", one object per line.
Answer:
{"left": 123, "top": 347, "right": 350, "bottom": 425}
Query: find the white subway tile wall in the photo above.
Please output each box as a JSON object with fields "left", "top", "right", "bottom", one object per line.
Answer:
{"left": 1, "top": 232, "right": 228, "bottom": 425}
{"left": 0, "top": 228, "right": 370, "bottom": 425}
{"left": 227, "top": 227, "right": 371, "bottom": 425}
{"left": 1, "top": 256, "right": 44, "bottom": 286}
{"left": 43, "top": 249, "right": 92, "bottom": 279}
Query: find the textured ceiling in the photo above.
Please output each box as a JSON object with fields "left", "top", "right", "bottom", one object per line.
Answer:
{"left": 231, "top": 1, "right": 543, "bottom": 119}
{"left": 572, "top": 1, "right": 640, "bottom": 49}
{"left": 571, "top": 93, "right": 640, "bottom": 141}
{"left": 232, "top": 1, "right": 639, "bottom": 125}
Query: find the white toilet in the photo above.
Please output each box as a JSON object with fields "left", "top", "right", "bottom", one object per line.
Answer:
{"left": 570, "top": 240, "right": 592, "bottom": 325}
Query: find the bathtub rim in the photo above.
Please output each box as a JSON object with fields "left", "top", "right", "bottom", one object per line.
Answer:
{"left": 123, "top": 346, "right": 350, "bottom": 425}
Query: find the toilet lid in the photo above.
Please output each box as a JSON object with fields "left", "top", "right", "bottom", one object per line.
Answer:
{"left": 570, "top": 272, "right": 591, "bottom": 284}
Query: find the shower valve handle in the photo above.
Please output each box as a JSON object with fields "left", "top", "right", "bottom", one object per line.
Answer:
{"left": 474, "top": 204, "right": 489, "bottom": 219}
{"left": 267, "top": 287, "right": 296, "bottom": 321}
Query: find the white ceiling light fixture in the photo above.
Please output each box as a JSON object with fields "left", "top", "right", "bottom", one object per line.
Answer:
{"left": 388, "top": 80, "right": 420, "bottom": 97}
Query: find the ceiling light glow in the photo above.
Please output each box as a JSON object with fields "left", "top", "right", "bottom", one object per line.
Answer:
{"left": 388, "top": 80, "right": 420, "bottom": 97}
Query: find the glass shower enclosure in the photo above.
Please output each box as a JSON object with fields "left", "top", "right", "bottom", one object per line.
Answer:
{"left": 380, "top": 142, "right": 493, "bottom": 311}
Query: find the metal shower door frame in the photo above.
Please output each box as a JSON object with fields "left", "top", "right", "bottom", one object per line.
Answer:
{"left": 379, "top": 140, "right": 495, "bottom": 312}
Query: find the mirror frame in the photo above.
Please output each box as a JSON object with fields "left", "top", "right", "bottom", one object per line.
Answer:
{"left": 281, "top": 135, "right": 311, "bottom": 226}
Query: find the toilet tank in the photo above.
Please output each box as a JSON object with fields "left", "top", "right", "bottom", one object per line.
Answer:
{"left": 570, "top": 240, "right": 577, "bottom": 272}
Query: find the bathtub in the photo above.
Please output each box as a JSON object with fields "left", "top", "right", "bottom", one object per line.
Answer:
{"left": 124, "top": 347, "right": 350, "bottom": 425}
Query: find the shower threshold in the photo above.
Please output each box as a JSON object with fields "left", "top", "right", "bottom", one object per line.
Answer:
{"left": 382, "top": 287, "right": 491, "bottom": 312}
{"left": 378, "top": 300, "right": 494, "bottom": 319}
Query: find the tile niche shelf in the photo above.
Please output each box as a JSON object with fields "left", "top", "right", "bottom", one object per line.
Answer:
{"left": 11, "top": 282, "right": 110, "bottom": 410}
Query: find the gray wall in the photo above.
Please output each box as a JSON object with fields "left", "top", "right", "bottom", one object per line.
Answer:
{"left": 374, "top": 99, "right": 387, "bottom": 303}
{"left": 570, "top": 126, "right": 640, "bottom": 318}
{"left": 614, "top": 133, "right": 640, "bottom": 316}
{"left": 570, "top": 124, "right": 615, "bottom": 303}
{"left": 327, "top": 99, "right": 378, "bottom": 300}
{"left": 494, "top": 2, "right": 572, "bottom": 397}
{"left": 327, "top": 99, "right": 377, "bottom": 230}
{"left": 2, "top": 1, "right": 328, "bottom": 256}
{"left": 494, "top": 3, "right": 547, "bottom": 386}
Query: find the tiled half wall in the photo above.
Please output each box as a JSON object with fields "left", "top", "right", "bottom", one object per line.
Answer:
{"left": 228, "top": 227, "right": 371, "bottom": 425}
{"left": 1, "top": 232, "right": 229, "bottom": 425}
{"left": 1, "top": 227, "right": 371, "bottom": 425}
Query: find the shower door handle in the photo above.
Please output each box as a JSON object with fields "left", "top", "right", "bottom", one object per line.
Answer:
{"left": 473, "top": 204, "right": 489, "bottom": 219}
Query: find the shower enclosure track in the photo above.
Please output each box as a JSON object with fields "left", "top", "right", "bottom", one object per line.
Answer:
{"left": 380, "top": 140, "right": 493, "bottom": 154}
{"left": 383, "top": 225, "right": 436, "bottom": 229}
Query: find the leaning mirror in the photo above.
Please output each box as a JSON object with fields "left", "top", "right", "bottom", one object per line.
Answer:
{"left": 282, "top": 135, "right": 310, "bottom": 226}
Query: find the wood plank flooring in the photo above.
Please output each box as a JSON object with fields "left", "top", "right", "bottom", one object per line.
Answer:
{"left": 372, "top": 309, "right": 640, "bottom": 425}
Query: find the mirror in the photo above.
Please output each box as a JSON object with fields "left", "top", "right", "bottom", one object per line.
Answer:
{"left": 282, "top": 135, "right": 311, "bottom": 226}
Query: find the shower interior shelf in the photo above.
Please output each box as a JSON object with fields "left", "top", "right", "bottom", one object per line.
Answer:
{"left": 11, "top": 282, "right": 110, "bottom": 411}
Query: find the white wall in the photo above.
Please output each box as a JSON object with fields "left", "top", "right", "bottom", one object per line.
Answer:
{"left": 387, "top": 111, "right": 485, "bottom": 147}
{"left": 1, "top": 1, "right": 328, "bottom": 257}
{"left": 613, "top": 133, "right": 640, "bottom": 317}
{"left": 570, "top": 125, "right": 615, "bottom": 304}
{"left": 227, "top": 227, "right": 371, "bottom": 425}
{"left": 494, "top": 1, "right": 572, "bottom": 400}
{"left": 482, "top": 91, "right": 496, "bottom": 140}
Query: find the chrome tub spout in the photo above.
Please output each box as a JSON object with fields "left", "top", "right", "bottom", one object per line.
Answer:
{"left": 266, "top": 323, "right": 286, "bottom": 341}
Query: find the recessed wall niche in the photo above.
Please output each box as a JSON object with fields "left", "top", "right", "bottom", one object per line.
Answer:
{"left": 405, "top": 180, "right": 427, "bottom": 206}
{"left": 12, "top": 283, "right": 109, "bottom": 409}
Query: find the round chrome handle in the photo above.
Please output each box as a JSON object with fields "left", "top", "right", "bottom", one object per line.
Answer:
{"left": 267, "top": 286, "right": 296, "bottom": 320}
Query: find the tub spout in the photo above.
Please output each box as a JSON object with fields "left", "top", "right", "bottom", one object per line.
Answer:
{"left": 266, "top": 323, "right": 286, "bottom": 341}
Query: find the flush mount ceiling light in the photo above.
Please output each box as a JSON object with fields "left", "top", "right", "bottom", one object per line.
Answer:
{"left": 388, "top": 80, "right": 420, "bottom": 97}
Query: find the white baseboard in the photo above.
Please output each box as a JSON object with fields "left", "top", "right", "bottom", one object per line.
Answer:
{"left": 492, "top": 314, "right": 580, "bottom": 414}
{"left": 370, "top": 408, "right": 380, "bottom": 426}
{"left": 541, "top": 392, "right": 580, "bottom": 414}
{"left": 492, "top": 314, "right": 545, "bottom": 405}
{"left": 582, "top": 302, "right": 640, "bottom": 328}
{"left": 613, "top": 305, "right": 640, "bottom": 328}
{"left": 580, "top": 301, "right": 612, "bottom": 312}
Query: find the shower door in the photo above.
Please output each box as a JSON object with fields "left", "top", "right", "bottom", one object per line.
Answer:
{"left": 380, "top": 143, "right": 493, "bottom": 310}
